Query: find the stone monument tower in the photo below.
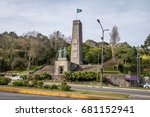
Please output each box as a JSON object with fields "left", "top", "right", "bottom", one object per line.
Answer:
{"left": 71, "top": 20, "right": 83, "bottom": 65}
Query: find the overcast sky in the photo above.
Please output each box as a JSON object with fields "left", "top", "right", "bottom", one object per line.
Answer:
{"left": 0, "top": 0, "right": 150, "bottom": 46}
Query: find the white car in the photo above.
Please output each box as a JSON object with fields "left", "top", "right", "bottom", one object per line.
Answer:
{"left": 143, "top": 83, "right": 150, "bottom": 88}
{"left": 11, "top": 76, "right": 23, "bottom": 80}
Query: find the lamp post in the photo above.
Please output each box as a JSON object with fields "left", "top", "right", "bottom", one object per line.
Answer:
{"left": 137, "top": 46, "right": 140, "bottom": 85}
{"left": 97, "top": 19, "right": 109, "bottom": 86}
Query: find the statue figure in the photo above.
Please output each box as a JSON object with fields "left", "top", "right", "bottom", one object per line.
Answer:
{"left": 58, "top": 47, "right": 67, "bottom": 58}
{"left": 63, "top": 47, "right": 67, "bottom": 58}
{"left": 58, "top": 48, "right": 63, "bottom": 58}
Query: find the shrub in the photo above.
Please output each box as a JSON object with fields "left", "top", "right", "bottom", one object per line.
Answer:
{"left": 43, "top": 84, "right": 51, "bottom": 89}
{"left": 41, "top": 72, "right": 52, "bottom": 80}
{"left": 21, "top": 75, "right": 28, "bottom": 80}
{"left": 50, "top": 84, "right": 58, "bottom": 90}
{"left": 32, "top": 73, "right": 52, "bottom": 81}
{"left": 0, "top": 77, "right": 11, "bottom": 85}
{"left": 37, "top": 81, "right": 44, "bottom": 88}
{"left": 23, "top": 80, "right": 29, "bottom": 86}
{"left": 33, "top": 74, "right": 42, "bottom": 80}
{"left": 13, "top": 80, "right": 30, "bottom": 87}
{"left": 13, "top": 80, "right": 24, "bottom": 86}
{"left": 43, "top": 84, "right": 58, "bottom": 90}
{"left": 64, "top": 71, "right": 99, "bottom": 82}
{"left": 12, "top": 79, "right": 44, "bottom": 88}
{"left": 28, "top": 80, "right": 38, "bottom": 87}
{"left": 28, "top": 80, "right": 44, "bottom": 88}
{"left": 60, "top": 82, "right": 71, "bottom": 91}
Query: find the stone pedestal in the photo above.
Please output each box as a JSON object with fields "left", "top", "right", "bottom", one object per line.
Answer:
{"left": 54, "top": 58, "right": 70, "bottom": 75}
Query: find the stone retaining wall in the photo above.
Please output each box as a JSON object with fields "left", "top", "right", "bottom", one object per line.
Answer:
{"left": 103, "top": 74, "right": 129, "bottom": 87}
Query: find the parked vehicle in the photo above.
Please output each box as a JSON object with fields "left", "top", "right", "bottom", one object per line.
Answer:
{"left": 11, "top": 75, "right": 23, "bottom": 80}
{"left": 143, "top": 83, "right": 150, "bottom": 88}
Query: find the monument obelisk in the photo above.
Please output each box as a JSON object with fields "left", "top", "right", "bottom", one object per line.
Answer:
{"left": 71, "top": 20, "right": 83, "bottom": 65}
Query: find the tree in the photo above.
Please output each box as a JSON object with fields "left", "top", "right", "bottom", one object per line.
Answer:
{"left": 115, "top": 42, "right": 137, "bottom": 74}
{"left": 142, "top": 34, "right": 150, "bottom": 55}
{"left": 0, "top": 58, "right": 10, "bottom": 71}
{"left": 0, "top": 30, "right": 68, "bottom": 71}
{"left": 110, "top": 26, "right": 120, "bottom": 58}
{"left": 0, "top": 32, "right": 17, "bottom": 60}
{"left": 84, "top": 48, "right": 101, "bottom": 64}
{"left": 49, "top": 31, "right": 69, "bottom": 52}
{"left": 141, "top": 34, "right": 150, "bottom": 68}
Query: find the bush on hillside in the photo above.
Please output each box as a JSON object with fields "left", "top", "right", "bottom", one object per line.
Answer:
{"left": 13, "top": 80, "right": 29, "bottom": 87}
{"left": 13, "top": 80, "right": 25, "bottom": 87}
{"left": 33, "top": 73, "right": 52, "bottom": 80}
{"left": 41, "top": 72, "right": 52, "bottom": 80}
{"left": 21, "top": 75, "right": 28, "bottom": 80}
{"left": 0, "top": 77, "right": 11, "bottom": 85}
{"left": 33, "top": 74, "right": 41, "bottom": 80}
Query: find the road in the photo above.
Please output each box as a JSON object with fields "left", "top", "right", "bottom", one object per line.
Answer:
{"left": 0, "top": 91, "right": 79, "bottom": 100}
{"left": 1, "top": 85, "right": 150, "bottom": 100}
{"left": 70, "top": 85, "right": 150, "bottom": 99}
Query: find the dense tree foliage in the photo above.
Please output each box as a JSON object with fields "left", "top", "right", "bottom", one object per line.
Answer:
{"left": 114, "top": 42, "right": 137, "bottom": 74}
{"left": 141, "top": 34, "right": 150, "bottom": 69}
{"left": 0, "top": 31, "right": 68, "bottom": 71}
{"left": 0, "top": 30, "right": 150, "bottom": 77}
{"left": 142, "top": 34, "right": 150, "bottom": 54}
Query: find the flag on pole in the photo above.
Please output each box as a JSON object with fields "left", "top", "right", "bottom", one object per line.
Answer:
{"left": 77, "top": 9, "right": 82, "bottom": 13}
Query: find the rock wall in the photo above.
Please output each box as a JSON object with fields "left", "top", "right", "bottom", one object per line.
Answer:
{"left": 103, "top": 74, "right": 129, "bottom": 87}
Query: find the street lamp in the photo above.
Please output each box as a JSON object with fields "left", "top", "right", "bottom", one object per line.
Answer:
{"left": 137, "top": 46, "right": 141, "bottom": 85}
{"left": 97, "top": 19, "right": 109, "bottom": 86}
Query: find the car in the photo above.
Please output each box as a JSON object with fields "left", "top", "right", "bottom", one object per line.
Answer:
{"left": 143, "top": 83, "right": 150, "bottom": 88}
{"left": 139, "top": 82, "right": 146, "bottom": 87}
{"left": 11, "top": 76, "right": 23, "bottom": 80}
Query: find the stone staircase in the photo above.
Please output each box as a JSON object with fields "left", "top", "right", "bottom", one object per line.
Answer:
{"left": 31, "top": 65, "right": 55, "bottom": 75}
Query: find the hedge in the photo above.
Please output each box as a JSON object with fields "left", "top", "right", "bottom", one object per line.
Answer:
{"left": 64, "top": 71, "right": 100, "bottom": 82}
{"left": 33, "top": 72, "right": 52, "bottom": 80}
{"left": 0, "top": 77, "right": 11, "bottom": 85}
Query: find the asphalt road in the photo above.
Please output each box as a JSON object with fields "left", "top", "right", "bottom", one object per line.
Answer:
{"left": 0, "top": 91, "right": 79, "bottom": 100}
{"left": 71, "top": 85, "right": 150, "bottom": 99}
{"left": 1, "top": 85, "right": 150, "bottom": 100}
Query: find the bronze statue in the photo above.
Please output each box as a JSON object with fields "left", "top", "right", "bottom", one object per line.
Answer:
{"left": 58, "top": 47, "right": 67, "bottom": 58}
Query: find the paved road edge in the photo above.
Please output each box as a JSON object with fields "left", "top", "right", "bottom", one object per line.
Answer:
{"left": 0, "top": 86, "right": 124, "bottom": 100}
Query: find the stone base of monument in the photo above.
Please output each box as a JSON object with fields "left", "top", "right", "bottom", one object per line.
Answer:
{"left": 54, "top": 59, "right": 70, "bottom": 75}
